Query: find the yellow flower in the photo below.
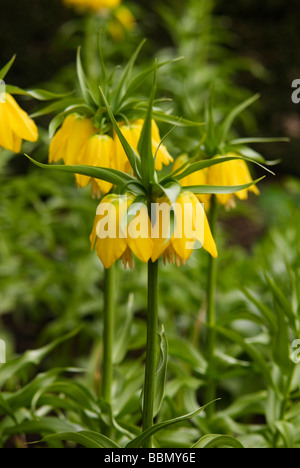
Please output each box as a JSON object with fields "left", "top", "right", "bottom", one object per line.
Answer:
{"left": 113, "top": 119, "right": 174, "bottom": 173}
{"left": 173, "top": 154, "right": 211, "bottom": 209}
{"left": 207, "top": 154, "right": 260, "bottom": 208}
{"left": 151, "top": 192, "right": 218, "bottom": 266}
{"left": 90, "top": 194, "right": 153, "bottom": 269}
{"left": 0, "top": 93, "right": 38, "bottom": 153}
{"left": 108, "top": 6, "right": 136, "bottom": 42}
{"left": 63, "top": 0, "right": 121, "bottom": 13}
{"left": 76, "top": 134, "right": 113, "bottom": 197}
{"left": 49, "top": 113, "right": 97, "bottom": 165}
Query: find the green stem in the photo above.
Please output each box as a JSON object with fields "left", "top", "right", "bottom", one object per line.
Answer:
{"left": 205, "top": 195, "right": 218, "bottom": 417}
{"left": 102, "top": 266, "right": 115, "bottom": 404}
{"left": 142, "top": 260, "right": 159, "bottom": 448}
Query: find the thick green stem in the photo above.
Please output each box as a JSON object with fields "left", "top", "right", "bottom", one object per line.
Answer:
{"left": 102, "top": 266, "right": 115, "bottom": 404}
{"left": 205, "top": 195, "right": 218, "bottom": 416}
{"left": 142, "top": 260, "right": 159, "bottom": 448}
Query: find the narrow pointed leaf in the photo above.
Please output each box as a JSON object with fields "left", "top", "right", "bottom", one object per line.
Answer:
{"left": 140, "top": 326, "right": 169, "bottom": 418}
{"left": 217, "top": 94, "right": 260, "bottom": 144}
{"left": 125, "top": 57, "right": 183, "bottom": 100}
{"left": 137, "top": 66, "right": 157, "bottom": 185}
{"left": 126, "top": 401, "right": 218, "bottom": 448}
{"left": 215, "top": 325, "right": 274, "bottom": 388}
{"left": 184, "top": 177, "right": 264, "bottom": 195}
{"left": 0, "top": 328, "right": 81, "bottom": 387}
{"left": 152, "top": 111, "right": 204, "bottom": 127}
{"left": 191, "top": 434, "right": 244, "bottom": 448}
{"left": 0, "top": 55, "right": 16, "bottom": 80}
{"left": 76, "top": 47, "right": 98, "bottom": 107}
{"left": 25, "top": 155, "right": 133, "bottom": 187}
{"left": 112, "top": 40, "right": 146, "bottom": 107}
{"left": 175, "top": 156, "right": 274, "bottom": 181}
{"left": 99, "top": 86, "right": 141, "bottom": 177}
{"left": 230, "top": 137, "right": 290, "bottom": 145}
{"left": 42, "top": 431, "right": 121, "bottom": 449}
{"left": 0, "top": 393, "right": 17, "bottom": 423}
{"left": 30, "top": 98, "right": 89, "bottom": 119}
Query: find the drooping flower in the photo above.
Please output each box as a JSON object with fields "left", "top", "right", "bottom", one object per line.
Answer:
{"left": 0, "top": 93, "right": 38, "bottom": 153}
{"left": 151, "top": 192, "right": 218, "bottom": 266}
{"left": 90, "top": 194, "right": 153, "bottom": 269}
{"left": 108, "top": 5, "right": 136, "bottom": 42}
{"left": 76, "top": 134, "right": 113, "bottom": 197}
{"left": 207, "top": 154, "right": 260, "bottom": 208}
{"left": 63, "top": 0, "right": 121, "bottom": 13}
{"left": 173, "top": 154, "right": 211, "bottom": 209}
{"left": 49, "top": 113, "right": 97, "bottom": 165}
{"left": 113, "top": 120, "right": 174, "bottom": 173}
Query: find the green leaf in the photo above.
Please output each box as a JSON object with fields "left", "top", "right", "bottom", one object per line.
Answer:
{"left": 140, "top": 326, "right": 169, "bottom": 418}
{"left": 152, "top": 111, "right": 204, "bottom": 128}
{"left": 76, "top": 47, "right": 97, "bottom": 107}
{"left": 229, "top": 137, "right": 290, "bottom": 145}
{"left": 137, "top": 65, "right": 157, "bottom": 187}
{"left": 274, "top": 421, "right": 295, "bottom": 449}
{"left": 272, "top": 302, "right": 291, "bottom": 373}
{"left": 191, "top": 434, "right": 244, "bottom": 448}
{"left": 126, "top": 401, "right": 217, "bottom": 448}
{"left": 125, "top": 57, "right": 183, "bottom": 99}
{"left": 30, "top": 98, "right": 89, "bottom": 119}
{"left": 0, "top": 328, "right": 80, "bottom": 387}
{"left": 175, "top": 155, "right": 274, "bottom": 181}
{"left": 153, "top": 326, "right": 168, "bottom": 417}
{"left": 99, "top": 86, "right": 141, "bottom": 178}
{"left": 25, "top": 154, "right": 133, "bottom": 188}
{"left": 2, "top": 369, "right": 82, "bottom": 413}
{"left": 0, "top": 393, "right": 17, "bottom": 423}
{"left": 5, "top": 86, "right": 73, "bottom": 101}
{"left": 242, "top": 288, "right": 277, "bottom": 332}
{"left": 32, "top": 380, "right": 100, "bottom": 415}
{"left": 158, "top": 180, "right": 181, "bottom": 205}
{"left": 215, "top": 325, "right": 274, "bottom": 388}
{"left": 112, "top": 40, "right": 146, "bottom": 109}
{"left": 184, "top": 177, "right": 264, "bottom": 195}
{"left": 48, "top": 113, "right": 67, "bottom": 140}
{"left": 217, "top": 94, "right": 260, "bottom": 144}
{"left": 112, "top": 294, "right": 134, "bottom": 365}
{"left": 42, "top": 431, "right": 121, "bottom": 449}
{"left": 265, "top": 273, "right": 295, "bottom": 325}
{"left": 168, "top": 335, "right": 207, "bottom": 372}
{"left": 4, "top": 418, "right": 81, "bottom": 439}
{"left": 0, "top": 55, "right": 16, "bottom": 80}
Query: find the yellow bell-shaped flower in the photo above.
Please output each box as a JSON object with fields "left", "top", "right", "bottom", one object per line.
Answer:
{"left": 151, "top": 192, "right": 218, "bottom": 266}
{"left": 113, "top": 120, "right": 174, "bottom": 173}
{"left": 49, "top": 113, "right": 97, "bottom": 165}
{"left": 173, "top": 154, "right": 211, "bottom": 209}
{"left": 76, "top": 134, "right": 113, "bottom": 198}
{"left": 90, "top": 194, "right": 153, "bottom": 269}
{"left": 208, "top": 154, "right": 260, "bottom": 208}
{"left": 0, "top": 93, "right": 38, "bottom": 153}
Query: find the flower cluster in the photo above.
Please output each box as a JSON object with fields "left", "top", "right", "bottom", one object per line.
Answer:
{"left": 49, "top": 114, "right": 173, "bottom": 197}
{"left": 90, "top": 192, "right": 218, "bottom": 269}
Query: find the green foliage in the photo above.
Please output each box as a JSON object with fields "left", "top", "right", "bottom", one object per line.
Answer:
{"left": 0, "top": 0, "right": 298, "bottom": 450}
